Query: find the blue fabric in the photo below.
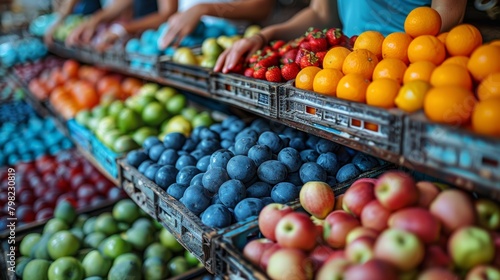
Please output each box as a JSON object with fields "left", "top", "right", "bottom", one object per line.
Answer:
{"left": 133, "top": 0, "right": 158, "bottom": 19}
{"left": 72, "top": 0, "right": 102, "bottom": 15}
{"left": 337, "top": 0, "right": 432, "bottom": 37}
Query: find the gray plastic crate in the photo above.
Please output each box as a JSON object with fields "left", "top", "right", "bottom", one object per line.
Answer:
{"left": 159, "top": 61, "right": 211, "bottom": 95}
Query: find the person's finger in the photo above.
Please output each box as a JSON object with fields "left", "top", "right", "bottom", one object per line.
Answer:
{"left": 214, "top": 49, "right": 230, "bottom": 72}
{"left": 246, "top": 45, "right": 261, "bottom": 61}
{"left": 159, "top": 27, "right": 178, "bottom": 50}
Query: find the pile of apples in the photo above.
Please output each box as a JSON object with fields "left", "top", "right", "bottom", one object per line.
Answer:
{"left": 28, "top": 60, "right": 143, "bottom": 119}
{"left": 243, "top": 171, "right": 500, "bottom": 280}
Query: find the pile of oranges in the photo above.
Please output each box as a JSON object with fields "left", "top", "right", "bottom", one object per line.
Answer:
{"left": 295, "top": 7, "right": 500, "bottom": 137}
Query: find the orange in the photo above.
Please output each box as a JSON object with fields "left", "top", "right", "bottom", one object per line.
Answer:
{"left": 366, "top": 78, "right": 400, "bottom": 109}
{"left": 404, "top": 7, "right": 442, "bottom": 37}
{"left": 372, "top": 58, "right": 408, "bottom": 84}
{"left": 430, "top": 64, "right": 473, "bottom": 90}
{"left": 467, "top": 45, "right": 500, "bottom": 81}
{"left": 472, "top": 98, "right": 500, "bottom": 137}
{"left": 424, "top": 86, "right": 477, "bottom": 125}
{"left": 382, "top": 32, "right": 413, "bottom": 64}
{"left": 323, "top": 47, "right": 352, "bottom": 70}
{"left": 403, "top": 61, "right": 437, "bottom": 83}
{"left": 295, "top": 66, "right": 321, "bottom": 91}
{"left": 353, "top": 31, "right": 385, "bottom": 59}
{"left": 407, "top": 35, "right": 446, "bottom": 65}
{"left": 437, "top": 32, "right": 448, "bottom": 44}
{"left": 442, "top": 56, "right": 469, "bottom": 68}
{"left": 490, "top": 40, "right": 500, "bottom": 47}
{"left": 336, "top": 73, "right": 370, "bottom": 103}
{"left": 395, "top": 80, "right": 431, "bottom": 113}
{"left": 342, "top": 49, "right": 379, "bottom": 80}
{"left": 445, "top": 24, "right": 483, "bottom": 57}
{"left": 477, "top": 72, "right": 500, "bottom": 101}
{"left": 313, "top": 69, "right": 344, "bottom": 96}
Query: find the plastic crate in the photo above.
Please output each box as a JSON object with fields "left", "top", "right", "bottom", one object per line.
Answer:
{"left": 91, "top": 134, "right": 120, "bottom": 179}
{"left": 278, "top": 82, "right": 405, "bottom": 157}
{"left": 77, "top": 45, "right": 102, "bottom": 63}
{"left": 125, "top": 52, "right": 165, "bottom": 75}
{"left": 210, "top": 73, "right": 282, "bottom": 118}
{"left": 159, "top": 61, "right": 211, "bottom": 95}
{"left": 67, "top": 119, "right": 92, "bottom": 152}
{"left": 102, "top": 49, "right": 127, "bottom": 69}
{"left": 403, "top": 113, "right": 500, "bottom": 193}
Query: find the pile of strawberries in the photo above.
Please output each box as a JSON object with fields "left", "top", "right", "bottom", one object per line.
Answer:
{"left": 237, "top": 28, "right": 358, "bottom": 83}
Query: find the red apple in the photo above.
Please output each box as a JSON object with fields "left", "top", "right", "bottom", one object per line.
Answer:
{"left": 267, "top": 248, "right": 314, "bottom": 280}
{"left": 258, "top": 203, "right": 293, "bottom": 241}
{"left": 388, "top": 207, "right": 441, "bottom": 244}
{"left": 243, "top": 239, "right": 275, "bottom": 266}
{"left": 448, "top": 226, "right": 495, "bottom": 270}
{"left": 430, "top": 189, "right": 475, "bottom": 233}
{"left": 300, "top": 181, "right": 335, "bottom": 219}
{"left": 309, "top": 245, "right": 335, "bottom": 272}
{"left": 421, "top": 245, "right": 453, "bottom": 269}
{"left": 417, "top": 267, "right": 459, "bottom": 280}
{"left": 346, "top": 236, "right": 376, "bottom": 264}
{"left": 259, "top": 243, "right": 280, "bottom": 271}
{"left": 416, "top": 181, "right": 440, "bottom": 208}
{"left": 374, "top": 228, "right": 425, "bottom": 271}
{"left": 316, "top": 257, "right": 351, "bottom": 280}
{"left": 275, "top": 212, "right": 317, "bottom": 251}
{"left": 324, "top": 250, "right": 347, "bottom": 263}
{"left": 352, "top": 178, "right": 378, "bottom": 186}
{"left": 475, "top": 199, "right": 500, "bottom": 231}
{"left": 346, "top": 227, "right": 379, "bottom": 244}
{"left": 323, "top": 210, "right": 361, "bottom": 248}
{"left": 361, "top": 200, "right": 391, "bottom": 232}
{"left": 342, "top": 181, "right": 375, "bottom": 217}
{"left": 344, "top": 259, "right": 398, "bottom": 280}
{"left": 466, "top": 265, "right": 500, "bottom": 280}
{"left": 374, "top": 171, "right": 418, "bottom": 211}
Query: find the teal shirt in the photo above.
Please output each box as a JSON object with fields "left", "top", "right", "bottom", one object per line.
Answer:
{"left": 338, "top": 0, "right": 432, "bottom": 37}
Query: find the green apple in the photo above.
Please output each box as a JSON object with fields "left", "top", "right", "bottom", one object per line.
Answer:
{"left": 475, "top": 199, "right": 500, "bottom": 231}
{"left": 73, "top": 214, "right": 89, "bottom": 229}
{"left": 124, "top": 226, "right": 154, "bottom": 251}
{"left": 191, "top": 111, "right": 214, "bottom": 128}
{"left": 48, "top": 257, "right": 84, "bottom": 280}
{"left": 132, "top": 217, "right": 155, "bottom": 231}
{"left": 173, "top": 47, "right": 198, "bottom": 65}
{"left": 47, "top": 230, "right": 80, "bottom": 259}
{"left": 83, "top": 232, "right": 107, "bottom": 249}
{"left": 200, "top": 56, "right": 218, "bottom": 68}
{"left": 449, "top": 226, "right": 494, "bottom": 270}
{"left": 112, "top": 135, "right": 140, "bottom": 153}
{"left": 69, "top": 228, "right": 84, "bottom": 242}
{"left": 54, "top": 200, "right": 77, "bottom": 225}
{"left": 91, "top": 105, "right": 108, "bottom": 120}
{"left": 15, "top": 257, "right": 32, "bottom": 279}
{"left": 185, "top": 250, "right": 199, "bottom": 267}
{"left": 132, "top": 127, "right": 158, "bottom": 146}
{"left": 112, "top": 199, "right": 141, "bottom": 224}
{"left": 82, "top": 250, "right": 111, "bottom": 278}
{"left": 108, "top": 100, "right": 125, "bottom": 118}
{"left": 113, "top": 253, "right": 142, "bottom": 269}
{"left": 96, "top": 116, "right": 117, "bottom": 133}
{"left": 101, "top": 130, "right": 123, "bottom": 149}
{"left": 162, "top": 115, "right": 192, "bottom": 137}
{"left": 166, "top": 94, "right": 187, "bottom": 115}
{"left": 168, "top": 256, "right": 189, "bottom": 276}
{"left": 202, "top": 38, "right": 223, "bottom": 58}
{"left": 75, "top": 110, "right": 92, "bottom": 128}
{"left": 20, "top": 233, "right": 41, "bottom": 257}
{"left": 31, "top": 233, "right": 52, "bottom": 260}
{"left": 23, "top": 259, "right": 51, "bottom": 280}
{"left": 156, "top": 87, "right": 178, "bottom": 104}
{"left": 82, "top": 217, "right": 97, "bottom": 235}
{"left": 44, "top": 218, "right": 69, "bottom": 235}
{"left": 159, "top": 228, "right": 184, "bottom": 253}
{"left": 107, "top": 261, "right": 141, "bottom": 280}
{"left": 137, "top": 83, "right": 159, "bottom": 97}
{"left": 87, "top": 117, "right": 101, "bottom": 132}
{"left": 142, "top": 101, "right": 169, "bottom": 127}
{"left": 117, "top": 108, "right": 143, "bottom": 133}
{"left": 466, "top": 265, "right": 500, "bottom": 280}
{"left": 94, "top": 213, "right": 119, "bottom": 236}
{"left": 144, "top": 257, "right": 169, "bottom": 280}
{"left": 100, "top": 234, "right": 132, "bottom": 259}
{"left": 181, "top": 107, "right": 198, "bottom": 122}
{"left": 144, "top": 242, "right": 172, "bottom": 261}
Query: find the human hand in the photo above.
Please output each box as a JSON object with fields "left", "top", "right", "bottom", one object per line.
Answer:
{"left": 157, "top": 9, "right": 202, "bottom": 50}
{"left": 65, "top": 20, "right": 97, "bottom": 46}
{"left": 44, "top": 24, "right": 58, "bottom": 45}
{"left": 214, "top": 35, "right": 265, "bottom": 73}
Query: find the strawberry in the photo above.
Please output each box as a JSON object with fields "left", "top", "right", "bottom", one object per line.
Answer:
{"left": 262, "top": 46, "right": 273, "bottom": 54}
{"left": 278, "top": 44, "right": 293, "bottom": 56}
{"left": 315, "top": 51, "right": 327, "bottom": 66}
{"left": 265, "top": 66, "right": 282, "bottom": 82}
{"left": 309, "top": 33, "right": 328, "bottom": 52}
{"left": 231, "top": 63, "right": 244, "bottom": 74}
{"left": 271, "top": 40, "right": 286, "bottom": 51}
{"left": 281, "top": 63, "right": 301, "bottom": 81}
{"left": 291, "top": 36, "right": 307, "bottom": 48}
{"left": 253, "top": 67, "right": 266, "bottom": 80}
{"left": 299, "top": 51, "right": 320, "bottom": 68}
{"left": 299, "top": 41, "right": 312, "bottom": 51}
{"left": 295, "top": 48, "right": 308, "bottom": 65}
{"left": 349, "top": 35, "right": 358, "bottom": 48}
{"left": 281, "top": 49, "right": 298, "bottom": 64}
{"left": 248, "top": 52, "right": 261, "bottom": 64}
{"left": 244, "top": 67, "right": 254, "bottom": 77}
{"left": 325, "top": 28, "right": 345, "bottom": 47}
{"left": 305, "top": 27, "right": 322, "bottom": 40}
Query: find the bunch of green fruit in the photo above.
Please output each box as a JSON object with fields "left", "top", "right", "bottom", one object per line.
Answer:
{"left": 15, "top": 199, "right": 202, "bottom": 280}
{"left": 75, "top": 83, "right": 214, "bottom": 153}
{"left": 53, "top": 15, "right": 85, "bottom": 42}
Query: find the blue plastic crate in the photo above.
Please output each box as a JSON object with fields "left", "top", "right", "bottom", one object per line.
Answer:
{"left": 91, "top": 135, "right": 120, "bottom": 179}
{"left": 67, "top": 119, "right": 92, "bottom": 152}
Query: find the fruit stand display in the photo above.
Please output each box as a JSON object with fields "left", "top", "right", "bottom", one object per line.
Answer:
{"left": 0, "top": 4, "right": 499, "bottom": 280}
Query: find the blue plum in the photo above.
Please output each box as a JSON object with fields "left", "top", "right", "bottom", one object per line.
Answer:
{"left": 248, "top": 144, "right": 273, "bottom": 166}
{"left": 155, "top": 165, "right": 178, "bottom": 189}
{"left": 202, "top": 167, "right": 229, "bottom": 194}
{"left": 218, "top": 179, "right": 246, "bottom": 208}
{"left": 278, "top": 147, "right": 302, "bottom": 172}
{"left": 246, "top": 182, "right": 272, "bottom": 198}
{"left": 157, "top": 149, "right": 179, "bottom": 166}
{"left": 271, "top": 182, "right": 301, "bottom": 204}
{"left": 163, "top": 132, "right": 186, "bottom": 150}
{"left": 257, "top": 160, "right": 288, "bottom": 185}
{"left": 201, "top": 204, "right": 233, "bottom": 228}
{"left": 299, "top": 162, "right": 327, "bottom": 183}
{"left": 336, "top": 163, "right": 361, "bottom": 183}
{"left": 176, "top": 166, "right": 201, "bottom": 186}
{"left": 316, "top": 152, "right": 340, "bottom": 175}
{"left": 234, "top": 198, "right": 264, "bottom": 222}
{"left": 226, "top": 155, "right": 257, "bottom": 183}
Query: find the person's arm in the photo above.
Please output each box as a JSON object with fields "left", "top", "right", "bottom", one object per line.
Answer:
{"left": 158, "top": 0, "right": 275, "bottom": 49}
{"left": 121, "top": 0, "right": 177, "bottom": 34}
{"left": 45, "top": 0, "right": 80, "bottom": 44}
{"left": 432, "top": 0, "right": 467, "bottom": 32}
{"left": 214, "top": 0, "right": 339, "bottom": 73}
